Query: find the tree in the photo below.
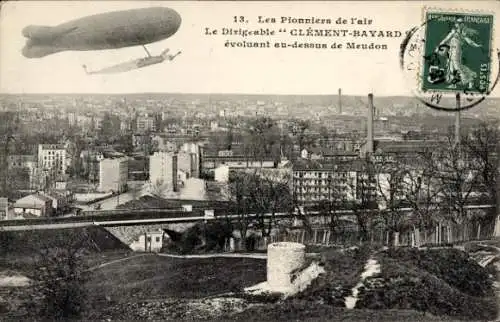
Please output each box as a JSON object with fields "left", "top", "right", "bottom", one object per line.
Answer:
{"left": 226, "top": 171, "right": 256, "bottom": 246}
{"left": 372, "top": 155, "right": 408, "bottom": 246}
{"left": 224, "top": 121, "right": 234, "bottom": 150}
{"left": 319, "top": 125, "right": 332, "bottom": 147}
{"left": 236, "top": 169, "right": 293, "bottom": 238}
{"left": 130, "top": 185, "right": 142, "bottom": 201}
{"left": 292, "top": 119, "right": 312, "bottom": 152}
{"left": 31, "top": 233, "right": 91, "bottom": 320}
{"left": 115, "top": 132, "right": 134, "bottom": 154}
{"left": 317, "top": 171, "right": 344, "bottom": 236}
{"left": 436, "top": 134, "right": 478, "bottom": 231}
{"left": 279, "top": 130, "right": 294, "bottom": 161}
{"left": 247, "top": 117, "right": 280, "bottom": 166}
{"left": 462, "top": 121, "right": 499, "bottom": 235}
{"left": 98, "top": 113, "right": 114, "bottom": 142}
{"left": 345, "top": 158, "right": 378, "bottom": 243}
{"left": 149, "top": 178, "right": 174, "bottom": 198}
{"left": 257, "top": 171, "right": 293, "bottom": 237}
{"left": 0, "top": 112, "right": 19, "bottom": 196}
{"left": 227, "top": 170, "right": 293, "bottom": 241}
{"left": 401, "top": 147, "right": 443, "bottom": 231}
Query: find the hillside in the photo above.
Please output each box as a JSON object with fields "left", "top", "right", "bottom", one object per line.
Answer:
{"left": 0, "top": 239, "right": 497, "bottom": 320}
{"left": 0, "top": 226, "right": 129, "bottom": 259}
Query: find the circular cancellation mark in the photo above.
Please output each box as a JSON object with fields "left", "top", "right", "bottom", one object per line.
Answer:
{"left": 400, "top": 9, "right": 499, "bottom": 112}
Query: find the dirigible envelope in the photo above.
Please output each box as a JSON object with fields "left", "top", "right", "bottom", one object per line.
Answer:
{"left": 21, "top": 7, "right": 182, "bottom": 58}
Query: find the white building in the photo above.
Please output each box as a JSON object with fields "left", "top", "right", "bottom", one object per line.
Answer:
{"left": 67, "top": 112, "right": 77, "bottom": 127}
{"left": 177, "top": 151, "right": 199, "bottom": 179}
{"left": 137, "top": 114, "right": 157, "bottom": 133}
{"left": 38, "top": 144, "right": 67, "bottom": 176}
{"left": 39, "top": 191, "right": 74, "bottom": 214}
{"left": 13, "top": 194, "right": 53, "bottom": 217}
{"left": 8, "top": 155, "right": 37, "bottom": 170}
{"left": 181, "top": 143, "right": 200, "bottom": 177}
{"left": 120, "top": 119, "right": 131, "bottom": 132}
{"left": 130, "top": 231, "right": 164, "bottom": 252}
{"left": 98, "top": 157, "right": 128, "bottom": 192}
{"left": 214, "top": 165, "right": 230, "bottom": 183}
{"left": 151, "top": 135, "right": 177, "bottom": 152}
{"left": 149, "top": 151, "right": 178, "bottom": 192}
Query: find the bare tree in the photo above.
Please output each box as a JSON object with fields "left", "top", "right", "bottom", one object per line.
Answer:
{"left": 372, "top": 155, "right": 408, "bottom": 247}
{"left": 224, "top": 120, "right": 235, "bottom": 150}
{"left": 0, "top": 112, "right": 19, "bottom": 197}
{"left": 292, "top": 199, "right": 313, "bottom": 235}
{"left": 344, "top": 158, "right": 378, "bottom": 243}
{"left": 401, "top": 147, "right": 443, "bottom": 232}
{"left": 279, "top": 130, "right": 294, "bottom": 161}
{"left": 462, "top": 121, "right": 499, "bottom": 236}
{"left": 316, "top": 170, "right": 346, "bottom": 237}
{"left": 130, "top": 185, "right": 142, "bottom": 201}
{"left": 30, "top": 232, "right": 91, "bottom": 320}
{"left": 149, "top": 178, "right": 174, "bottom": 198}
{"left": 291, "top": 119, "right": 312, "bottom": 152}
{"left": 247, "top": 117, "right": 280, "bottom": 166}
{"left": 228, "top": 169, "right": 293, "bottom": 240}
{"left": 436, "top": 134, "right": 478, "bottom": 227}
{"left": 257, "top": 171, "right": 293, "bottom": 238}
{"left": 226, "top": 171, "right": 255, "bottom": 243}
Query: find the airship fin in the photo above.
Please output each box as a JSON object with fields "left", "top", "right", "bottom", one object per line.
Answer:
{"left": 22, "top": 25, "right": 77, "bottom": 41}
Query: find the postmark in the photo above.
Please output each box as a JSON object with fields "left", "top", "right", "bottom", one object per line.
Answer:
{"left": 400, "top": 8, "right": 498, "bottom": 112}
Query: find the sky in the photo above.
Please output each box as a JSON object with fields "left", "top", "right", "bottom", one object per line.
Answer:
{"left": 0, "top": 1, "right": 499, "bottom": 96}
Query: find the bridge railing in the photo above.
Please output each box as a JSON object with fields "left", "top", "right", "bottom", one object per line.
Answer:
{"left": 1, "top": 204, "right": 495, "bottom": 228}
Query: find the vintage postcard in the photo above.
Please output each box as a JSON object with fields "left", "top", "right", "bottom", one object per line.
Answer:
{"left": 0, "top": 1, "right": 499, "bottom": 321}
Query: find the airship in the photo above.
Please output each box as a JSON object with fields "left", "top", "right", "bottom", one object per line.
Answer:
{"left": 22, "top": 7, "right": 182, "bottom": 59}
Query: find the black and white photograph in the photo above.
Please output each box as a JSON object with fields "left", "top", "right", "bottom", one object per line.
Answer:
{"left": 0, "top": 1, "right": 499, "bottom": 321}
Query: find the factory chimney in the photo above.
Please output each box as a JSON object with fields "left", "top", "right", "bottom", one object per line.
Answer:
{"left": 494, "top": 140, "right": 500, "bottom": 237}
{"left": 338, "top": 88, "right": 342, "bottom": 114}
{"left": 366, "top": 93, "right": 374, "bottom": 154}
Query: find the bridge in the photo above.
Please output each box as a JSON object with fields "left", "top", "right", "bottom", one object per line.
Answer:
{"left": 0, "top": 204, "right": 494, "bottom": 231}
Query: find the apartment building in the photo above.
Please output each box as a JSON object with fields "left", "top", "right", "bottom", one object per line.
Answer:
{"left": 181, "top": 142, "right": 201, "bottom": 178}
{"left": 202, "top": 149, "right": 277, "bottom": 171}
{"left": 8, "top": 155, "right": 37, "bottom": 170}
{"left": 98, "top": 157, "right": 128, "bottom": 193}
{"left": 38, "top": 144, "right": 68, "bottom": 176}
{"left": 136, "top": 114, "right": 157, "bottom": 133}
{"left": 149, "top": 151, "right": 178, "bottom": 192}
{"left": 293, "top": 160, "right": 359, "bottom": 205}
{"left": 177, "top": 151, "right": 199, "bottom": 179}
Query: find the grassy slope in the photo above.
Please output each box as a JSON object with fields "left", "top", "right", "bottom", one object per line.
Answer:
{"left": 2, "top": 242, "right": 498, "bottom": 320}
{"left": 86, "top": 255, "right": 267, "bottom": 304}
{"left": 0, "top": 227, "right": 129, "bottom": 256}
{"left": 0, "top": 227, "right": 130, "bottom": 276}
{"left": 356, "top": 247, "right": 498, "bottom": 321}
{"left": 222, "top": 301, "right": 463, "bottom": 322}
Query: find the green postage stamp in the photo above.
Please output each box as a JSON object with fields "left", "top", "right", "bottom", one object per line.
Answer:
{"left": 422, "top": 11, "right": 494, "bottom": 94}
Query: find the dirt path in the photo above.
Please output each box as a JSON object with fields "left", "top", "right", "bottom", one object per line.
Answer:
{"left": 156, "top": 253, "right": 267, "bottom": 259}
{"left": 89, "top": 253, "right": 154, "bottom": 271}
{"left": 88, "top": 252, "right": 266, "bottom": 272}
{"left": 345, "top": 257, "right": 381, "bottom": 309}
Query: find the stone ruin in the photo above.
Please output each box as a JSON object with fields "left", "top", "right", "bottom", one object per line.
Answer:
{"left": 245, "top": 242, "right": 325, "bottom": 297}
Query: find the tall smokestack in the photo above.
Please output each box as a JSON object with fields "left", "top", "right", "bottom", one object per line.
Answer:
{"left": 367, "top": 93, "right": 374, "bottom": 154}
{"left": 338, "top": 88, "right": 342, "bottom": 114}
{"left": 494, "top": 140, "right": 500, "bottom": 237}
{"left": 454, "top": 93, "right": 461, "bottom": 146}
